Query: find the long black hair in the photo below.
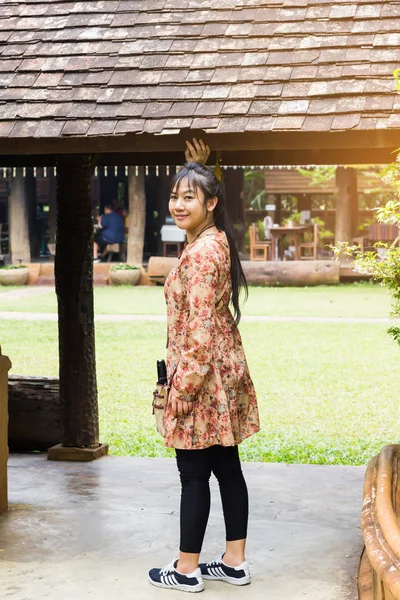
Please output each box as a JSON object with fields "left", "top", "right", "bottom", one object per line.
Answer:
{"left": 170, "top": 162, "right": 248, "bottom": 324}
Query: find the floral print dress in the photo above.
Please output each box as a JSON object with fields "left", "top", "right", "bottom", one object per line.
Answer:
{"left": 164, "top": 229, "right": 260, "bottom": 450}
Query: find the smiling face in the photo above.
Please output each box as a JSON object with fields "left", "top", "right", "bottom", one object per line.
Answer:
{"left": 169, "top": 176, "right": 217, "bottom": 240}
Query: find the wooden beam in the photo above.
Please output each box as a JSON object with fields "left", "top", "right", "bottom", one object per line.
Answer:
{"left": 0, "top": 147, "right": 395, "bottom": 169}
{"left": 0, "top": 129, "right": 398, "bottom": 166}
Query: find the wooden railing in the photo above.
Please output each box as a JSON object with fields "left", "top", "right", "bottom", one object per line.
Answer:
{"left": 360, "top": 445, "right": 400, "bottom": 600}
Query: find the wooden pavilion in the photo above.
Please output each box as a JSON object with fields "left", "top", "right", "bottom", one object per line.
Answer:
{"left": 0, "top": 1, "right": 400, "bottom": 596}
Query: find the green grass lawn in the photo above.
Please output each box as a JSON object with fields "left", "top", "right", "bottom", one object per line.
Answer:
{"left": 0, "top": 282, "right": 392, "bottom": 318}
{"left": 1, "top": 318, "right": 398, "bottom": 465}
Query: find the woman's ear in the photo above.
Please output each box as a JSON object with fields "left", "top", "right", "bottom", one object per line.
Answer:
{"left": 207, "top": 196, "right": 218, "bottom": 212}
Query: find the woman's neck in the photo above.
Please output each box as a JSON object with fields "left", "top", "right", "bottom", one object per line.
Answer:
{"left": 186, "top": 221, "right": 216, "bottom": 244}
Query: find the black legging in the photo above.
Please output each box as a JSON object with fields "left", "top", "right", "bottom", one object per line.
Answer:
{"left": 176, "top": 445, "right": 249, "bottom": 554}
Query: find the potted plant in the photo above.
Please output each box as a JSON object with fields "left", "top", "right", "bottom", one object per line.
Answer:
{"left": 282, "top": 211, "right": 302, "bottom": 227}
{"left": 0, "top": 264, "right": 29, "bottom": 286}
{"left": 109, "top": 264, "right": 141, "bottom": 286}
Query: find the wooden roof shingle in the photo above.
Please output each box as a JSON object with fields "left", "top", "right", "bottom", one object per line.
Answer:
{"left": 0, "top": 0, "right": 399, "bottom": 160}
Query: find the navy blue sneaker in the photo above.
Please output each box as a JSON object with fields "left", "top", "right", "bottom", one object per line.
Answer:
{"left": 199, "top": 555, "right": 251, "bottom": 586}
{"left": 148, "top": 558, "right": 204, "bottom": 593}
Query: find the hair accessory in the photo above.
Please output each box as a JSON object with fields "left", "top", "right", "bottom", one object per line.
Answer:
{"left": 214, "top": 153, "right": 223, "bottom": 182}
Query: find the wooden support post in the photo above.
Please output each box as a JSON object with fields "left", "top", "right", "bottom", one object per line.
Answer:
{"left": 48, "top": 155, "right": 108, "bottom": 462}
{"left": 156, "top": 166, "right": 172, "bottom": 255}
{"left": 47, "top": 167, "right": 57, "bottom": 245}
{"left": 335, "top": 167, "right": 358, "bottom": 244}
{"left": 26, "top": 167, "right": 40, "bottom": 258}
{"left": 127, "top": 166, "right": 146, "bottom": 265}
{"left": 8, "top": 167, "right": 31, "bottom": 264}
{"left": 0, "top": 346, "right": 12, "bottom": 513}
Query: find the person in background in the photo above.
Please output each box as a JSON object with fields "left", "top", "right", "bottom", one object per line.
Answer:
{"left": 112, "top": 198, "right": 128, "bottom": 219}
{"left": 263, "top": 212, "right": 274, "bottom": 240}
{"left": 93, "top": 204, "right": 124, "bottom": 263}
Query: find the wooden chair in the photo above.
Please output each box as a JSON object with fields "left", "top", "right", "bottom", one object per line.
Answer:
{"left": 353, "top": 223, "right": 400, "bottom": 251}
{"left": 249, "top": 224, "right": 272, "bottom": 261}
{"left": 298, "top": 224, "right": 319, "bottom": 260}
{"left": 0, "top": 224, "right": 8, "bottom": 255}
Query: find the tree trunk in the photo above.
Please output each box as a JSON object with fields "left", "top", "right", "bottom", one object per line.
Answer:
{"left": 55, "top": 155, "right": 98, "bottom": 448}
{"left": 335, "top": 167, "right": 358, "bottom": 244}
{"left": 127, "top": 166, "right": 146, "bottom": 265}
{"left": 8, "top": 168, "right": 31, "bottom": 264}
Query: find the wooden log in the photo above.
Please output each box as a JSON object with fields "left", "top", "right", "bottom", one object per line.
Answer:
{"left": 8, "top": 375, "right": 61, "bottom": 451}
{"left": 147, "top": 257, "right": 339, "bottom": 286}
{"left": 0, "top": 348, "right": 11, "bottom": 513}
{"left": 242, "top": 260, "right": 339, "bottom": 286}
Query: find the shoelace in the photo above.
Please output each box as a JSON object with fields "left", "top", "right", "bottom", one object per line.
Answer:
{"left": 206, "top": 558, "right": 223, "bottom": 568}
{"left": 160, "top": 559, "right": 178, "bottom": 576}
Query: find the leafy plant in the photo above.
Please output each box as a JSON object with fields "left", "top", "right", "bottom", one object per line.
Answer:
{"left": 332, "top": 183, "right": 400, "bottom": 346}
{"left": 244, "top": 169, "right": 268, "bottom": 210}
{"left": 297, "top": 165, "right": 393, "bottom": 210}
{"left": 250, "top": 190, "right": 268, "bottom": 210}
{"left": 394, "top": 68, "right": 400, "bottom": 92}
{"left": 0, "top": 265, "right": 27, "bottom": 269}
{"left": 257, "top": 219, "right": 265, "bottom": 240}
{"left": 111, "top": 264, "right": 140, "bottom": 271}
{"left": 297, "top": 166, "right": 336, "bottom": 188}
{"left": 282, "top": 211, "right": 302, "bottom": 226}
{"left": 311, "top": 217, "right": 334, "bottom": 242}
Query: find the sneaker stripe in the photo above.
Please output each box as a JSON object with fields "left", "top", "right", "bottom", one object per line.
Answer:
{"left": 217, "top": 567, "right": 225, "bottom": 577}
{"left": 168, "top": 574, "right": 175, "bottom": 586}
{"left": 171, "top": 574, "right": 178, "bottom": 585}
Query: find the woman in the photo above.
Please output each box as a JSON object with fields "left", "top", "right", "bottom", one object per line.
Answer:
{"left": 148, "top": 142, "right": 260, "bottom": 593}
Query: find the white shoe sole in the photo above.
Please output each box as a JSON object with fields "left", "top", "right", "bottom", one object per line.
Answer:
{"left": 202, "top": 574, "right": 251, "bottom": 586}
{"left": 148, "top": 575, "right": 204, "bottom": 593}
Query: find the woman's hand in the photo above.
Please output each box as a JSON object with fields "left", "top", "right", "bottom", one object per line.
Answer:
{"left": 185, "top": 138, "right": 210, "bottom": 166}
{"left": 170, "top": 398, "right": 193, "bottom": 417}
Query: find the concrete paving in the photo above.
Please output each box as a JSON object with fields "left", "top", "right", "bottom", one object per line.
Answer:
{"left": 0, "top": 454, "right": 364, "bottom": 600}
